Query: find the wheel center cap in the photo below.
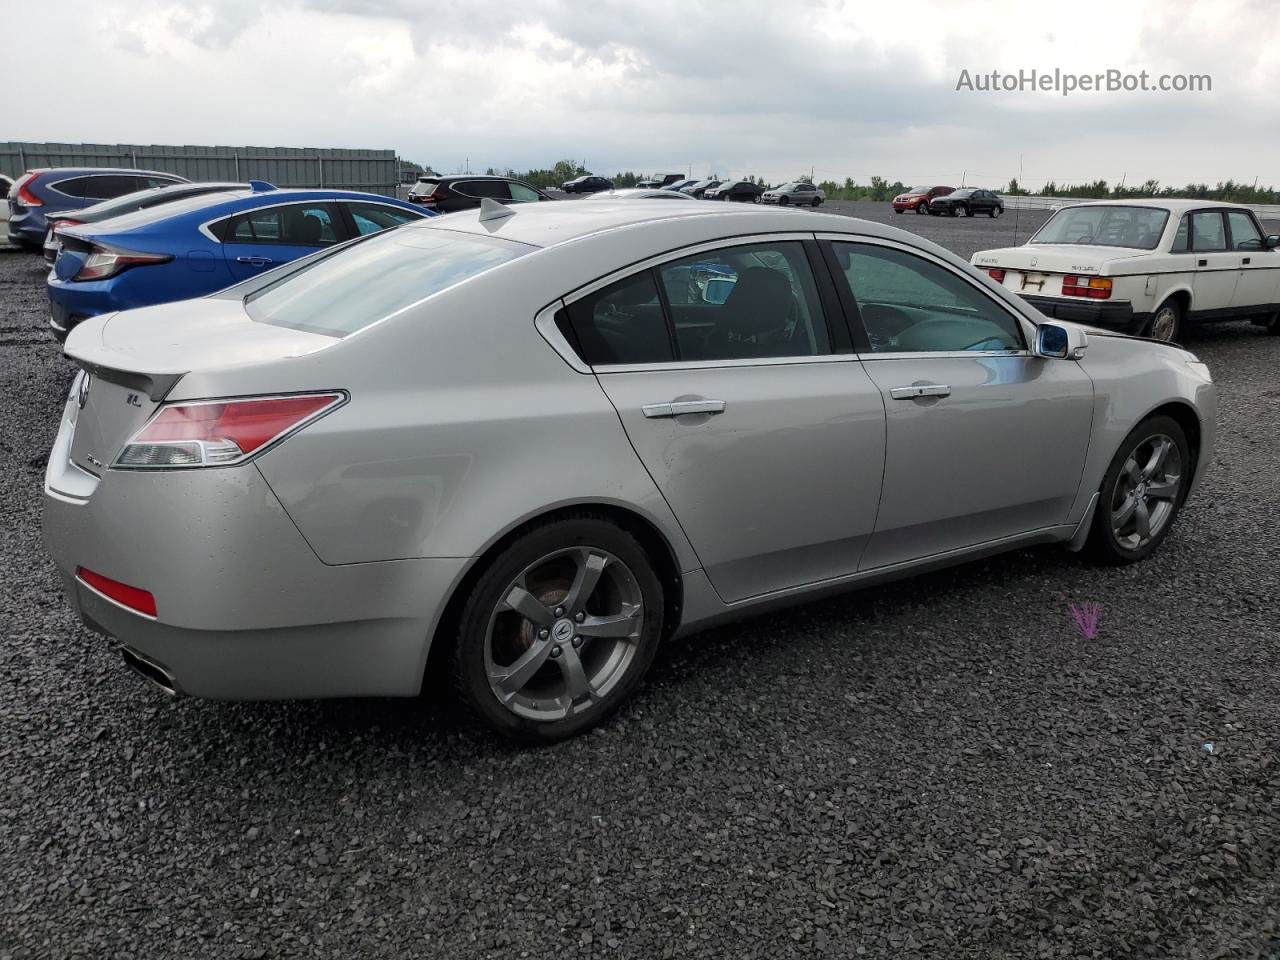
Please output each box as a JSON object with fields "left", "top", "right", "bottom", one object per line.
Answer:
{"left": 552, "top": 619, "right": 575, "bottom": 643}
{"left": 1136, "top": 482, "right": 1147, "bottom": 498}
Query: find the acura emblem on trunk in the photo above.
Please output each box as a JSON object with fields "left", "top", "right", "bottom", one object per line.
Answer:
{"left": 76, "top": 373, "right": 92, "bottom": 409}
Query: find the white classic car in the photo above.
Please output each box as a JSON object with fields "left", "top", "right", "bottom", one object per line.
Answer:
{"left": 972, "top": 200, "right": 1280, "bottom": 341}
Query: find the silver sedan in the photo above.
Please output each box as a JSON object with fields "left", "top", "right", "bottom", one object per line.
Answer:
{"left": 44, "top": 198, "right": 1216, "bottom": 742}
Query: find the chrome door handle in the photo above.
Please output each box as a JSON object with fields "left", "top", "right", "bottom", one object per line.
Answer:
{"left": 642, "top": 399, "right": 726, "bottom": 418}
{"left": 236, "top": 256, "right": 274, "bottom": 265}
{"left": 889, "top": 384, "right": 951, "bottom": 400}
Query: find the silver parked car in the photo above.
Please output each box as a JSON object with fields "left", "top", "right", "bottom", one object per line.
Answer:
{"left": 760, "top": 182, "right": 825, "bottom": 206}
{"left": 44, "top": 199, "right": 1216, "bottom": 742}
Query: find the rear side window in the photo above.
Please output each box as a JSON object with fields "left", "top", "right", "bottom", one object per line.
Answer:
{"left": 344, "top": 202, "right": 421, "bottom": 235}
{"left": 566, "top": 272, "right": 673, "bottom": 365}
{"left": 1171, "top": 216, "right": 1190, "bottom": 253}
{"left": 54, "top": 174, "right": 154, "bottom": 200}
{"left": 1190, "top": 211, "right": 1226, "bottom": 252}
{"left": 225, "top": 203, "right": 341, "bottom": 246}
{"left": 508, "top": 182, "right": 542, "bottom": 202}
{"left": 832, "top": 242, "right": 1023, "bottom": 353}
{"left": 455, "top": 180, "right": 510, "bottom": 200}
{"left": 246, "top": 229, "right": 528, "bottom": 337}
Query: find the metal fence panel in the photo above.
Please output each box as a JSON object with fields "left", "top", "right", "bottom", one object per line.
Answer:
{"left": 0, "top": 142, "right": 396, "bottom": 196}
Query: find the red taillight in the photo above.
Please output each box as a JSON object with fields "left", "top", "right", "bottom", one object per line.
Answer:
{"left": 76, "top": 567, "right": 157, "bottom": 617}
{"left": 116, "top": 393, "right": 344, "bottom": 469}
{"left": 16, "top": 175, "right": 42, "bottom": 207}
{"left": 73, "top": 244, "right": 172, "bottom": 281}
{"left": 987, "top": 268, "right": 1006, "bottom": 283}
{"left": 1062, "top": 275, "right": 1113, "bottom": 299}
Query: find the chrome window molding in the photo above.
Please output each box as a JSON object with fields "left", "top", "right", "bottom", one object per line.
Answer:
{"left": 533, "top": 301, "right": 590, "bottom": 374}
{"left": 594, "top": 354, "right": 866, "bottom": 375}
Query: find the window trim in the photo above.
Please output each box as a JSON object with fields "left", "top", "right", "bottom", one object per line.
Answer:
{"left": 556, "top": 232, "right": 850, "bottom": 372}
{"left": 1223, "top": 209, "right": 1265, "bottom": 252}
{"left": 199, "top": 199, "right": 350, "bottom": 244}
{"left": 815, "top": 233, "right": 1034, "bottom": 357}
{"left": 1188, "top": 209, "right": 1228, "bottom": 254}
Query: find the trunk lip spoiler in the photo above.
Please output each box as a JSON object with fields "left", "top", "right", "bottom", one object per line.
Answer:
{"left": 70, "top": 357, "right": 185, "bottom": 403}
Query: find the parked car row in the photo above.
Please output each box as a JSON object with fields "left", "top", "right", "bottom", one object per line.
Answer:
{"left": 6, "top": 167, "right": 431, "bottom": 340}
{"left": 41, "top": 196, "right": 1217, "bottom": 744}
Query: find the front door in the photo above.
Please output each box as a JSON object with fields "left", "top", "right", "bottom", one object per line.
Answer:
{"left": 566, "top": 237, "right": 887, "bottom": 603}
{"left": 220, "top": 201, "right": 344, "bottom": 283}
{"left": 823, "top": 238, "right": 1095, "bottom": 570}
{"left": 1224, "top": 210, "right": 1280, "bottom": 313}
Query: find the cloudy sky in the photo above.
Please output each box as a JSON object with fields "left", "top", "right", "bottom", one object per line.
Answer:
{"left": 12, "top": 0, "right": 1280, "bottom": 190}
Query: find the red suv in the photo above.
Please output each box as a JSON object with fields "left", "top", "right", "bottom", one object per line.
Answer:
{"left": 891, "top": 185, "right": 953, "bottom": 215}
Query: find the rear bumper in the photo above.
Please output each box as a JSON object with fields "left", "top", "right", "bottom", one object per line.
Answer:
{"left": 1020, "top": 294, "right": 1148, "bottom": 333}
{"left": 42, "top": 400, "right": 469, "bottom": 699}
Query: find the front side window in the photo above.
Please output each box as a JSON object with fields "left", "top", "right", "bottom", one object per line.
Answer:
{"left": 1030, "top": 206, "right": 1169, "bottom": 250}
{"left": 1226, "top": 211, "right": 1263, "bottom": 250}
{"left": 227, "top": 203, "right": 340, "bottom": 246}
{"left": 832, "top": 242, "right": 1024, "bottom": 353}
{"left": 1190, "top": 211, "right": 1226, "bottom": 252}
{"left": 344, "top": 202, "right": 421, "bottom": 235}
{"left": 246, "top": 229, "right": 528, "bottom": 337}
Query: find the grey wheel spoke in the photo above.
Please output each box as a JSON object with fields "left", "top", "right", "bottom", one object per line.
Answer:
{"left": 490, "top": 640, "right": 554, "bottom": 700}
{"left": 1146, "top": 477, "right": 1180, "bottom": 500}
{"left": 564, "top": 550, "right": 608, "bottom": 613}
{"left": 1113, "top": 494, "right": 1138, "bottom": 527}
{"left": 1134, "top": 500, "right": 1152, "bottom": 540}
{"left": 1123, "top": 458, "right": 1142, "bottom": 486}
{"left": 1142, "top": 438, "right": 1171, "bottom": 479}
{"left": 577, "top": 606, "right": 641, "bottom": 639}
{"left": 503, "top": 584, "right": 554, "bottom": 627}
{"left": 555, "top": 644, "right": 593, "bottom": 703}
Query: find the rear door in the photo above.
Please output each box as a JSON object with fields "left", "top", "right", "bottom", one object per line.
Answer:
{"left": 1188, "top": 210, "right": 1238, "bottom": 311}
{"left": 217, "top": 201, "right": 346, "bottom": 283}
{"left": 822, "top": 236, "right": 1094, "bottom": 569}
{"left": 1224, "top": 210, "right": 1280, "bottom": 312}
{"left": 565, "top": 235, "right": 886, "bottom": 603}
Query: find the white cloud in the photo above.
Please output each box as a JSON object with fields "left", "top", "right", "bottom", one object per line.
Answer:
{"left": 8, "top": 0, "right": 1279, "bottom": 189}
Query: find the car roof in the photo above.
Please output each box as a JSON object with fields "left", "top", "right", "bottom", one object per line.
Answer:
{"left": 1059, "top": 198, "right": 1253, "bottom": 212}
{"left": 33, "top": 167, "right": 187, "bottom": 179}
{"left": 69, "top": 188, "right": 418, "bottom": 236}
{"left": 413, "top": 197, "right": 919, "bottom": 249}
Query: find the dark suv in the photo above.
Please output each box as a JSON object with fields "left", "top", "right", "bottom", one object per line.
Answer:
{"left": 407, "top": 175, "right": 553, "bottom": 213}
{"left": 562, "top": 175, "right": 613, "bottom": 194}
{"left": 7, "top": 167, "right": 188, "bottom": 250}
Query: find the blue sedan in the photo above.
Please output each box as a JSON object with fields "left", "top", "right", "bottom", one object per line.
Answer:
{"left": 47, "top": 184, "right": 431, "bottom": 340}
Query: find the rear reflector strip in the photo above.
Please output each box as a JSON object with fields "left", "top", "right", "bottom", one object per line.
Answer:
{"left": 76, "top": 567, "right": 158, "bottom": 618}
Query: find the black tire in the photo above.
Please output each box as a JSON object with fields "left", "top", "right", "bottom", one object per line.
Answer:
{"left": 1085, "top": 415, "right": 1190, "bottom": 565}
{"left": 949, "top": 207, "right": 959, "bottom": 217}
{"left": 918, "top": 202, "right": 929, "bottom": 215}
{"left": 1145, "top": 297, "right": 1184, "bottom": 343}
{"left": 810, "top": 197, "right": 820, "bottom": 207}
{"left": 990, "top": 205, "right": 1002, "bottom": 218}
{"left": 779, "top": 196, "right": 789, "bottom": 206}
{"left": 1265, "top": 312, "right": 1280, "bottom": 335}
{"left": 452, "top": 514, "right": 665, "bottom": 743}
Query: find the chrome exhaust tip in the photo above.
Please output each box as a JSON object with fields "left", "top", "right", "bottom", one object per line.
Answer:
{"left": 119, "top": 647, "right": 180, "bottom": 697}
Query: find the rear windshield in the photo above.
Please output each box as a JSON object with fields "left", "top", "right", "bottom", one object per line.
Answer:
{"left": 244, "top": 227, "right": 530, "bottom": 337}
{"left": 1030, "top": 205, "right": 1170, "bottom": 250}
{"left": 410, "top": 179, "right": 439, "bottom": 196}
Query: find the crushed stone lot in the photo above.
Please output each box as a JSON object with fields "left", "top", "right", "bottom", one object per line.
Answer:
{"left": 2, "top": 202, "right": 1280, "bottom": 959}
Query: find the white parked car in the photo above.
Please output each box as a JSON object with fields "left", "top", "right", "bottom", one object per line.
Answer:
{"left": 972, "top": 200, "right": 1280, "bottom": 341}
{"left": 583, "top": 188, "right": 696, "bottom": 201}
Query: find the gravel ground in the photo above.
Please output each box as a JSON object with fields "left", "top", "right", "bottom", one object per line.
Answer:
{"left": 3, "top": 205, "right": 1280, "bottom": 960}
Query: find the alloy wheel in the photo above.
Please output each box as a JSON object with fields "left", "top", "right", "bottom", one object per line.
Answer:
{"left": 1109, "top": 434, "right": 1183, "bottom": 551}
{"left": 484, "top": 546, "right": 644, "bottom": 722}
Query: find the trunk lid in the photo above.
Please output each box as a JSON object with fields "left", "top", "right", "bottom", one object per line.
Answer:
{"left": 58, "top": 297, "right": 338, "bottom": 483}
{"left": 972, "top": 244, "right": 1153, "bottom": 298}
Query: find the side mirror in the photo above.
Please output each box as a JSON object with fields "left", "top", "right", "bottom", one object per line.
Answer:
{"left": 1035, "top": 323, "right": 1087, "bottom": 360}
{"left": 1267, "top": 235, "right": 1280, "bottom": 250}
